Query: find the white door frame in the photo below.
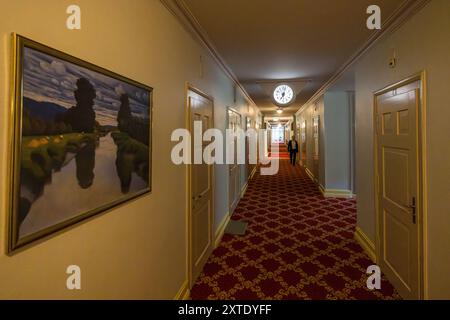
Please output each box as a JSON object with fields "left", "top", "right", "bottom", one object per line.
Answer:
{"left": 373, "top": 71, "right": 428, "bottom": 299}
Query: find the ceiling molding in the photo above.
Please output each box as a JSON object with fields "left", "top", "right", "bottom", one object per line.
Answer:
{"left": 295, "top": 0, "right": 431, "bottom": 116}
{"left": 160, "top": 0, "right": 258, "bottom": 109}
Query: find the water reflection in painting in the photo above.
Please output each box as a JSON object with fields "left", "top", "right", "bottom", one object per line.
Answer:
{"left": 14, "top": 41, "right": 152, "bottom": 246}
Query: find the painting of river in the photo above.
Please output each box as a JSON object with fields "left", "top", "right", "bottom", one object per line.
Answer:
{"left": 10, "top": 36, "right": 152, "bottom": 250}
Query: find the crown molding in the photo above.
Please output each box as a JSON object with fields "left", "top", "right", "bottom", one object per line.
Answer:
{"left": 160, "top": 0, "right": 258, "bottom": 108}
{"left": 295, "top": 0, "right": 431, "bottom": 116}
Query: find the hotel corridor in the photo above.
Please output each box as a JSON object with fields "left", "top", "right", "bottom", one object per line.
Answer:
{"left": 191, "top": 160, "right": 400, "bottom": 300}
{"left": 1, "top": 0, "right": 449, "bottom": 304}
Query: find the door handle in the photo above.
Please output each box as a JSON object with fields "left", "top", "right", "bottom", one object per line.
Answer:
{"left": 192, "top": 194, "right": 204, "bottom": 201}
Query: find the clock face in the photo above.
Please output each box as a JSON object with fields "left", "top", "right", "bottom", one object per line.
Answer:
{"left": 273, "top": 85, "right": 294, "bottom": 105}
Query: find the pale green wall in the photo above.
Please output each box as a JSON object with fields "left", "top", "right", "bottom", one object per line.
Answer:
{"left": 296, "top": 92, "right": 353, "bottom": 192}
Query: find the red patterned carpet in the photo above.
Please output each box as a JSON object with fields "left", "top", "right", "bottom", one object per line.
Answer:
{"left": 268, "top": 143, "right": 290, "bottom": 159}
{"left": 191, "top": 160, "right": 401, "bottom": 300}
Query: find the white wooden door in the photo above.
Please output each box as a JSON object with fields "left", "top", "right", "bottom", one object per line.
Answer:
{"left": 228, "top": 109, "right": 241, "bottom": 214}
{"left": 312, "top": 116, "right": 320, "bottom": 180}
{"left": 247, "top": 118, "right": 256, "bottom": 178}
{"left": 189, "top": 88, "right": 214, "bottom": 287}
{"left": 300, "top": 120, "right": 307, "bottom": 166}
{"left": 376, "top": 80, "right": 421, "bottom": 299}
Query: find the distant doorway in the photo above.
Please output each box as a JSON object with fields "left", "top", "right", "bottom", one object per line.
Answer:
{"left": 271, "top": 127, "right": 284, "bottom": 143}
{"left": 228, "top": 108, "right": 242, "bottom": 215}
{"left": 300, "top": 120, "right": 307, "bottom": 165}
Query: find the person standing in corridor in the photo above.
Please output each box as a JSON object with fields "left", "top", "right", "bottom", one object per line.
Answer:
{"left": 288, "top": 136, "right": 299, "bottom": 166}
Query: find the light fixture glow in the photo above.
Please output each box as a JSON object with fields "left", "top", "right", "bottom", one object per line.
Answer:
{"left": 277, "top": 107, "right": 283, "bottom": 114}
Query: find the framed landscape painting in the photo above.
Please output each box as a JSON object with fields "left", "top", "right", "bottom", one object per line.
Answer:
{"left": 8, "top": 35, "right": 153, "bottom": 252}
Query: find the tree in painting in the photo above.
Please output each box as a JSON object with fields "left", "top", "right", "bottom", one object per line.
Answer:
{"left": 58, "top": 77, "right": 97, "bottom": 133}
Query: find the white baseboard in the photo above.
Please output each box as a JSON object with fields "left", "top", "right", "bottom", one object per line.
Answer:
{"left": 241, "top": 181, "right": 249, "bottom": 198}
{"left": 174, "top": 280, "right": 190, "bottom": 300}
{"left": 305, "top": 167, "right": 315, "bottom": 181}
{"left": 215, "top": 213, "right": 230, "bottom": 248}
{"left": 250, "top": 166, "right": 257, "bottom": 179}
{"left": 319, "top": 186, "right": 355, "bottom": 199}
{"left": 355, "top": 227, "right": 377, "bottom": 263}
{"left": 319, "top": 184, "right": 325, "bottom": 195}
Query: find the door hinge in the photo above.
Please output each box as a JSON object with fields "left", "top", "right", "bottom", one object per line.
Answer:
{"left": 376, "top": 116, "right": 380, "bottom": 134}
{"left": 408, "top": 196, "right": 417, "bottom": 224}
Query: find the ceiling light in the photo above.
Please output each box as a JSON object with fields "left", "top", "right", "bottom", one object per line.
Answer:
{"left": 277, "top": 107, "right": 283, "bottom": 114}
{"left": 274, "top": 118, "right": 279, "bottom": 122}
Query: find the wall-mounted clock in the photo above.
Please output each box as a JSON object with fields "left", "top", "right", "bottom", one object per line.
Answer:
{"left": 273, "top": 84, "right": 295, "bottom": 106}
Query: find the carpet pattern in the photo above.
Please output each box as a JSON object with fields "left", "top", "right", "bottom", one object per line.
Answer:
{"left": 268, "top": 143, "right": 290, "bottom": 159}
{"left": 191, "top": 160, "right": 401, "bottom": 300}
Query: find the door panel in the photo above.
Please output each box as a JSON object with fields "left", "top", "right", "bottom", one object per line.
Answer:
{"left": 383, "top": 148, "right": 409, "bottom": 206}
{"left": 384, "top": 210, "right": 411, "bottom": 289}
{"left": 376, "top": 81, "right": 420, "bottom": 299}
{"left": 189, "top": 89, "right": 214, "bottom": 287}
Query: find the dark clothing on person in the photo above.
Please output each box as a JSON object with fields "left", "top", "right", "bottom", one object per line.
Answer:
{"left": 288, "top": 140, "right": 299, "bottom": 165}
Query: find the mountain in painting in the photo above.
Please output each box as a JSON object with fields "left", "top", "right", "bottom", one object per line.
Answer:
{"left": 23, "top": 97, "right": 67, "bottom": 121}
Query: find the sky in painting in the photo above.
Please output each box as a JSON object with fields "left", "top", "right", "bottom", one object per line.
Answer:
{"left": 23, "top": 47, "right": 150, "bottom": 127}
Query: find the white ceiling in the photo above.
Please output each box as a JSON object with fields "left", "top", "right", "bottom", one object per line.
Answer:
{"left": 183, "top": 0, "right": 406, "bottom": 116}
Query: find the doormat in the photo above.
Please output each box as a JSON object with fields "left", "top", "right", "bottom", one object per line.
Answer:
{"left": 225, "top": 220, "right": 248, "bottom": 236}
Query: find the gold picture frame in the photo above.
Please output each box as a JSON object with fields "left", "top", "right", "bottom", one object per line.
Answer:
{"left": 8, "top": 34, "right": 153, "bottom": 253}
